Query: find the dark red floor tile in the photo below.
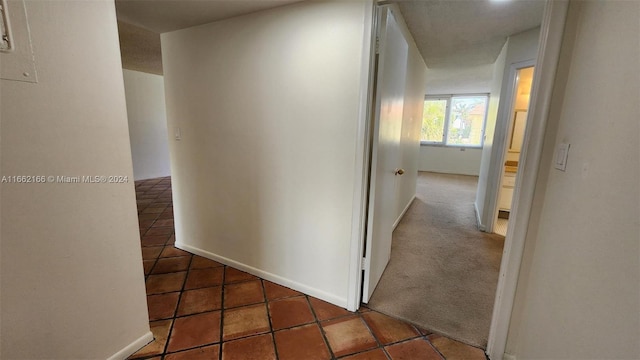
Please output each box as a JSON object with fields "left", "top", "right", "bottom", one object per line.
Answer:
{"left": 221, "top": 333, "right": 275, "bottom": 360}
{"left": 154, "top": 218, "right": 174, "bottom": 227}
{"left": 190, "top": 256, "right": 223, "bottom": 269}
{"left": 224, "top": 267, "right": 258, "bottom": 283}
{"left": 164, "top": 345, "right": 219, "bottom": 360}
{"left": 147, "top": 292, "right": 179, "bottom": 321}
{"left": 184, "top": 267, "right": 224, "bottom": 290}
{"left": 274, "top": 323, "right": 331, "bottom": 360}
{"left": 223, "top": 304, "right": 270, "bottom": 341}
{"left": 263, "top": 280, "right": 301, "bottom": 300}
{"left": 141, "top": 246, "right": 163, "bottom": 260}
{"left": 177, "top": 286, "right": 222, "bottom": 316}
{"left": 339, "top": 348, "right": 389, "bottom": 360}
{"left": 166, "top": 311, "right": 221, "bottom": 352}
{"left": 128, "top": 320, "right": 172, "bottom": 359}
{"left": 385, "top": 338, "right": 443, "bottom": 360}
{"left": 160, "top": 246, "right": 189, "bottom": 258}
{"left": 224, "top": 280, "right": 265, "bottom": 309}
{"left": 143, "top": 260, "right": 155, "bottom": 275}
{"left": 269, "top": 296, "right": 314, "bottom": 330}
{"left": 141, "top": 235, "right": 170, "bottom": 247}
{"left": 151, "top": 256, "right": 191, "bottom": 274}
{"left": 146, "top": 272, "right": 186, "bottom": 295}
{"left": 362, "top": 311, "right": 420, "bottom": 345}
{"left": 145, "top": 227, "right": 173, "bottom": 236}
{"left": 309, "top": 297, "right": 351, "bottom": 321}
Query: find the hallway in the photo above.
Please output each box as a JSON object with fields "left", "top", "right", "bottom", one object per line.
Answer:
{"left": 130, "top": 177, "right": 487, "bottom": 359}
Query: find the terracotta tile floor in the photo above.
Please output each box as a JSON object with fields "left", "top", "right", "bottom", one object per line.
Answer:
{"left": 130, "top": 177, "right": 487, "bottom": 360}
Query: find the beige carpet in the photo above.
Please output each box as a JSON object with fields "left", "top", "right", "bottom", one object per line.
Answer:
{"left": 367, "top": 172, "right": 505, "bottom": 348}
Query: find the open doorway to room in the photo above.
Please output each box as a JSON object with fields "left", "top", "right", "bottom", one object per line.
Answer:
{"left": 359, "top": 0, "right": 546, "bottom": 351}
{"left": 494, "top": 65, "right": 535, "bottom": 236}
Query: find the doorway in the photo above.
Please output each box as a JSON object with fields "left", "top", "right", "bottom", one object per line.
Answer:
{"left": 494, "top": 65, "right": 535, "bottom": 236}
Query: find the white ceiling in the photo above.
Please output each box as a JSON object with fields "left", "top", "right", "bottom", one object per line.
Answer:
{"left": 115, "top": 0, "right": 544, "bottom": 69}
{"left": 392, "top": 0, "right": 545, "bottom": 68}
{"left": 115, "top": 0, "right": 303, "bottom": 33}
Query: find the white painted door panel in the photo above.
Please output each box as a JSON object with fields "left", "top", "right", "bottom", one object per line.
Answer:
{"left": 363, "top": 8, "right": 408, "bottom": 303}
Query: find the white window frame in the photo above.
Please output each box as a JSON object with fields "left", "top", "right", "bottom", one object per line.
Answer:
{"left": 420, "top": 93, "right": 489, "bottom": 148}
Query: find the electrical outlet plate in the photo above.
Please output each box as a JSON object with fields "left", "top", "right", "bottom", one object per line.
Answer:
{"left": 0, "top": 0, "right": 37, "bottom": 83}
{"left": 554, "top": 142, "right": 570, "bottom": 171}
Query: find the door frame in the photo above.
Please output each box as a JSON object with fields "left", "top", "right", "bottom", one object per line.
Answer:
{"left": 347, "top": 1, "right": 568, "bottom": 359}
{"left": 490, "top": 59, "right": 536, "bottom": 233}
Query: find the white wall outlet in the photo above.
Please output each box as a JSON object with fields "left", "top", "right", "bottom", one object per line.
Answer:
{"left": 174, "top": 127, "right": 181, "bottom": 141}
{"left": 554, "top": 142, "right": 570, "bottom": 171}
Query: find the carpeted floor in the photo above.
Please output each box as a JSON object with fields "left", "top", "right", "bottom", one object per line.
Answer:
{"left": 367, "top": 172, "right": 505, "bottom": 349}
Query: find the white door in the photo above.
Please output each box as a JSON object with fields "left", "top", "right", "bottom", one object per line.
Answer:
{"left": 362, "top": 8, "right": 408, "bottom": 303}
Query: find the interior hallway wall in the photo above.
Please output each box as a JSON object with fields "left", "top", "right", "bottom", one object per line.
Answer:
{"left": 123, "top": 69, "right": 171, "bottom": 180}
{"left": 0, "top": 1, "right": 151, "bottom": 358}
{"left": 506, "top": 1, "right": 639, "bottom": 358}
{"left": 161, "top": 0, "right": 373, "bottom": 307}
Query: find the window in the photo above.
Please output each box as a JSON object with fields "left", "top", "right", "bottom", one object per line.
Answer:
{"left": 421, "top": 94, "right": 489, "bottom": 147}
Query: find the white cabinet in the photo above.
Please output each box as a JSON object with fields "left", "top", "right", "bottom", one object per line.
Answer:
{"left": 499, "top": 172, "right": 516, "bottom": 211}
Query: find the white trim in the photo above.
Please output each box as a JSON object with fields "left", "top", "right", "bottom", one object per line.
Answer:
{"left": 486, "top": 1, "right": 569, "bottom": 359}
{"left": 392, "top": 195, "right": 415, "bottom": 230}
{"left": 176, "top": 242, "right": 348, "bottom": 308}
{"left": 475, "top": 202, "right": 486, "bottom": 231}
{"left": 347, "top": 0, "right": 376, "bottom": 312}
{"left": 106, "top": 331, "right": 153, "bottom": 360}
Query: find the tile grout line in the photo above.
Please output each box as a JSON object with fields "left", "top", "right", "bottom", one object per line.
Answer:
{"left": 261, "top": 279, "right": 281, "bottom": 360}
{"left": 218, "top": 265, "right": 227, "bottom": 360}
{"left": 304, "top": 294, "right": 338, "bottom": 360}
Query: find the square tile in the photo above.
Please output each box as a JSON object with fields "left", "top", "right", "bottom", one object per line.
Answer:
{"left": 145, "top": 227, "right": 173, "bottom": 236}
{"left": 142, "top": 246, "right": 163, "bottom": 260}
{"left": 385, "top": 338, "right": 442, "bottom": 360}
{"left": 177, "top": 286, "right": 222, "bottom": 316}
{"left": 339, "top": 348, "right": 389, "bottom": 360}
{"left": 321, "top": 315, "right": 377, "bottom": 357}
{"left": 190, "top": 256, "right": 223, "bottom": 269}
{"left": 223, "top": 304, "right": 270, "bottom": 341}
{"left": 222, "top": 334, "right": 276, "bottom": 360}
{"left": 147, "top": 292, "right": 180, "bottom": 321}
{"left": 427, "top": 334, "right": 486, "bottom": 360}
{"left": 141, "top": 235, "right": 170, "bottom": 247}
{"left": 269, "top": 296, "right": 314, "bottom": 330}
{"left": 160, "top": 246, "right": 190, "bottom": 258}
{"left": 224, "top": 280, "right": 265, "bottom": 309}
{"left": 146, "top": 272, "right": 187, "bottom": 295}
{"left": 185, "top": 267, "right": 224, "bottom": 290}
{"left": 274, "top": 324, "right": 331, "bottom": 360}
{"left": 151, "top": 256, "right": 191, "bottom": 274}
{"left": 153, "top": 218, "right": 174, "bottom": 227}
{"left": 128, "top": 320, "right": 172, "bottom": 359}
{"left": 263, "top": 280, "right": 301, "bottom": 300}
{"left": 166, "top": 311, "right": 221, "bottom": 352}
{"left": 362, "top": 311, "right": 419, "bottom": 345}
{"left": 142, "top": 207, "right": 166, "bottom": 214}
{"left": 143, "top": 260, "right": 156, "bottom": 275}
{"left": 164, "top": 344, "right": 219, "bottom": 360}
{"left": 309, "top": 297, "right": 351, "bottom": 321}
{"left": 225, "top": 267, "right": 258, "bottom": 283}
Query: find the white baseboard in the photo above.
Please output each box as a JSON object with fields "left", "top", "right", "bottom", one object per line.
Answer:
{"left": 107, "top": 331, "right": 153, "bottom": 360}
{"left": 474, "top": 201, "right": 486, "bottom": 231}
{"left": 393, "top": 195, "right": 415, "bottom": 230}
{"left": 503, "top": 353, "right": 517, "bottom": 360}
{"left": 176, "top": 243, "right": 349, "bottom": 309}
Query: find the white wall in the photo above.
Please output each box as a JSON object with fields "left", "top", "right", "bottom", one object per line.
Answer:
{"left": 419, "top": 63, "right": 494, "bottom": 175}
{"left": 0, "top": 1, "right": 151, "bottom": 359}
{"left": 162, "top": 0, "right": 372, "bottom": 307}
{"left": 123, "top": 69, "right": 171, "bottom": 180}
{"left": 506, "top": 1, "right": 639, "bottom": 358}
{"left": 475, "top": 27, "right": 540, "bottom": 230}
{"left": 418, "top": 146, "right": 483, "bottom": 176}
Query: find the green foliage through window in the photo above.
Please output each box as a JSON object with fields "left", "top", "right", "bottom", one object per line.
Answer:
{"left": 421, "top": 95, "right": 488, "bottom": 147}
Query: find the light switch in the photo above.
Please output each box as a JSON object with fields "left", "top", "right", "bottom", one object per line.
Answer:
{"left": 554, "top": 142, "right": 570, "bottom": 171}
{"left": 174, "top": 127, "right": 181, "bottom": 141}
